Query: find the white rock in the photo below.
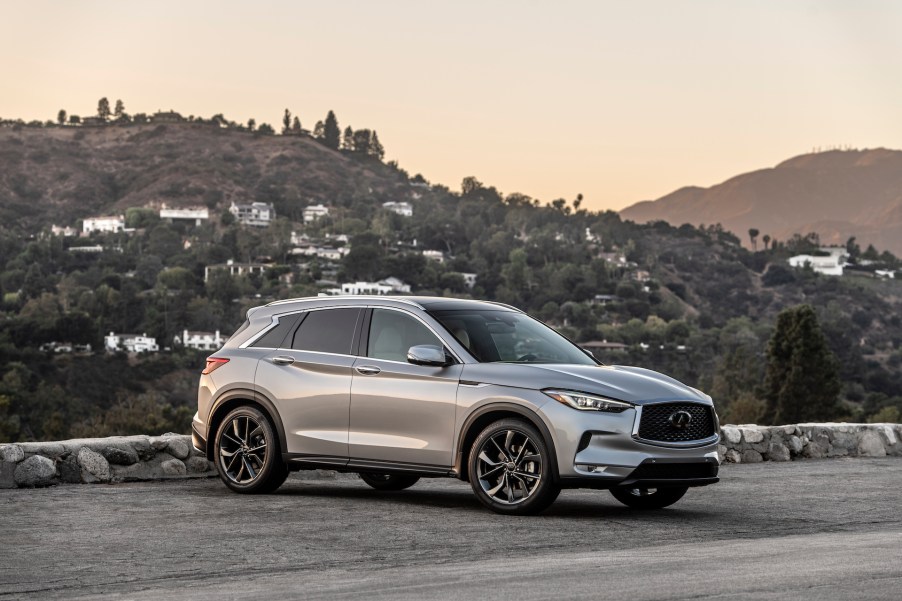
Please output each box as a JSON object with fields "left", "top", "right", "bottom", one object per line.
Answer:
{"left": 724, "top": 449, "right": 742, "bottom": 463}
{"left": 164, "top": 437, "right": 191, "bottom": 460}
{"left": 877, "top": 425, "right": 897, "bottom": 446}
{"left": 766, "top": 442, "right": 791, "bottom": 462}
{"left": 741, "top": 428, "right": 764, "bottom": 444}
{"left": 0, "top": 444, "right": 24, "bottom": 463}
{"left": 721, "top": 427, "right": 741, "bottom": 444}
{"left": 787, "top": 436, "right": 803, "bottom": 455}
{"left": 161, "top": 458, "right": 187, "bottom": 476}
{"left": 858, "top": 430, "right": 887, "bottom": 457}
{"left": 77, "top": 447, "right": 111, "bottom": 483}
{"left": 14, "top": 455, "right": 57, "bottom": 487}
{"left": 741, "top": 449, "right": 763, "bottom": 463}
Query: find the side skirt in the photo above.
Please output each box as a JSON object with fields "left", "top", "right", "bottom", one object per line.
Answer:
{"left": 283, "top": 454, "right": 455, "bottom": 478}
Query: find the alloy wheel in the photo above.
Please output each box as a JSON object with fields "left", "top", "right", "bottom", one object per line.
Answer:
{"left": 219, "top": 415, "right": 268, "bottom": 484}
{"left": 475, "top": 429, "right": 542, "bottom": 505}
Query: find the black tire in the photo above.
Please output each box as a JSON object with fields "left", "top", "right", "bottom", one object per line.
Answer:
{"left": 609, "top": 485, "right": 688, "bottom": 509}
{"left": 214, "top": 406, "right": 288, "bottom": 494}
{"left": 468, "top": 418, "right": 561, "bottom": 515}
{"left": 358, "top": 472, "right": 420, "bottom": 491}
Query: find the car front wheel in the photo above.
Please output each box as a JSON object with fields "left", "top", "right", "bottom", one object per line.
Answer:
{"left": 468, "top": 418, "right": 560, "bottom": 515}
{"left": 214, "top": 406, "right": 288, "bottom": 494}
{"left": 609, "top": 486, "right": 688, "bottom": 509}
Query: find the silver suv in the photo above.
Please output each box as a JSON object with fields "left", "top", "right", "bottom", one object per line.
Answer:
{"left": 193, "top": 296, "right": 719, "bottom": 515}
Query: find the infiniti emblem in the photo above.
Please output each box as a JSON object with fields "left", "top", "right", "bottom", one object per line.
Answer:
{"left": 668, "top": 410, "right": 693, "bottom": 429}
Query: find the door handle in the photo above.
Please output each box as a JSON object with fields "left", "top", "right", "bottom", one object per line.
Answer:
{"left": 271, "top": 355, "right": 295, "bottom": 366}
{"left": 355, "top": 365, "right": 381, "bottom": 375}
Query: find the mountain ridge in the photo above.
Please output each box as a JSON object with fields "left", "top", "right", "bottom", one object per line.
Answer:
{"left": 620, "top": 149, "right": 902, "bottom": 253}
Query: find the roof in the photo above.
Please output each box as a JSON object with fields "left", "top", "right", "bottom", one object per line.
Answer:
{"left": 258, "top": 295, "right": 521, "bottom": 317}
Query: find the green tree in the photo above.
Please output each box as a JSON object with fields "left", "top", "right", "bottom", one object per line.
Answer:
{"left": 291, "top": 116, "right": 302, "bottom": 133}
{"left": 323, "top": 110, "right": 341, "bottom": 149}
{"left": 247, "top": 118, "right": 256, "bottom": 132}
{"left": 57, "top": 109, "right": 67, "bottom": 125}
{"left": 763, "top": 304, "right": 841, "bottom": 424}
{"left": 257, "top": 122, "right": 275, "bottom": 135}
{"left": 97, "top": 97, "right": 111, "bottom": 120}
{"left": 313, "top": 120, "right": 325, "bottom": 139}
{"left": 114, "top": 99, "right": 125, "bottom": 118}
{"left": 341, "top": 126, "right": 354, "bottom": 150}
{"left": 762, "top": 234, "right": 771, "bottom": 250}
{"left": 282, "top": 109, "right": 291, "bottom": 134}
{"left": 68, "top": 114, "right": 81, "bottom": 125}
{"left": 748, "top": 228, "right": 759, "bottom": 250}
{"left": 369, "top": 130, "right": 385, "bottom": 160}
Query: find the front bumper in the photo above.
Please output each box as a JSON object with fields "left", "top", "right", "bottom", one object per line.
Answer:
{"left": 538, "top": 398, "right": 720, "bottom": 485}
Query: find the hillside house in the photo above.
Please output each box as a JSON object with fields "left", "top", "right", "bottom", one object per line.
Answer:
{"left": 68, "top": 245, "right": 104, "bottom": 253}
{"left": 104, "top": 332, "right": 159, "bottom": 353}
{"left": 459, "top": 273, "right": 477, "bottom": 289}
{"left": 382, "top": 201, "right": 413, "bottom": 217}
{"left": 303, "top": 204, "right": 330, "bottom": 224}
{"left": 160, "top": 206, "right": 209, "bottom": 225}
{"left": 320, "top": 278, "right": 410, "bottom": 296}
{"left": 51, "top": 224, "right": 77, "bottom": 237}
{"left": 204, "top": 259, "right": 268, "bottom": 282}
{"left": 230, "top": 201, "right": 275, "bottom": 227}
{"left": 153, "top": 111, "right": 185, "bottom": 123}
{"left": 788, "top": 252, "right": 845, "bottom": 276}
{"left": 83, "top": 215, "right": 126, "bottom": 234}
{"left": 81, "top": 117, "right": 106, "bottom": 127}
{"left": 175, "top": 329, "right": 223, "bottom": 351}
{"left": 422, "top": 250, "right": 445, "bottom": 263}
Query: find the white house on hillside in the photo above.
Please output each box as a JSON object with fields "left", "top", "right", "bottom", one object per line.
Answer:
{"left": 104, "top": 332, "right": 159, "bottom": 353}
{"left": 83, "top": 215, "right": 126, "bottom": 234}
{"left": 788, "top": 248, "right": 847, "bottom": 276}
{"left": 303, "top": 204, "right": 330, "bottom": 223}
{"left": 160, "top": 206, "right": 209, "bottom": 225}
{"left": 204, "top": 259, "right": 268, "bottom": 282}
{"left": 229, "top": 201, "right": 275, "bottom": 227}
{"left": 422, "top": 249, "right": 445, "bottom": 263}
{"left": 319, "top": 278, "right": 411, "bottom": 296}
{"left": 382, "top": 201, "right": 413, "bottom": 217}
{"left": 175, "top": 329, "right": 223, "bottom": 351}
{"left": 51, "top": 224, "right": 77, "bottom": 237}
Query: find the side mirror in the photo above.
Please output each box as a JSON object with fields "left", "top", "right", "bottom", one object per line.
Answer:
{"left": 407, "top": 345, "right": 451, "bottom": 367}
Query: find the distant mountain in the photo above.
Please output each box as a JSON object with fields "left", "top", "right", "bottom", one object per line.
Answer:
{"left": 620, "top": 149, "right": 902, "bottom": 255}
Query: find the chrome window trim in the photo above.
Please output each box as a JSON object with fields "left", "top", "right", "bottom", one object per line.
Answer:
{"left": 239, "top": 305, "right": 363, "bottom": 351}
{"left": 365, "top": 305, "right": 465, "bottom": 365}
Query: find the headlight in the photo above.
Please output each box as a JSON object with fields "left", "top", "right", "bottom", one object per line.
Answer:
{"left": 544, "top": 390, "right": 632, "bottom": 413}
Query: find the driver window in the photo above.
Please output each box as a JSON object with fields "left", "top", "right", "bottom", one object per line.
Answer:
{"left": 367, "top": 309, "right": 442, "bottom": 362}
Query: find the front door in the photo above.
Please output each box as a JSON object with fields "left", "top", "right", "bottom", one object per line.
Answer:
{"left": 349, "top": 308, "right": 461, "bottom": 468}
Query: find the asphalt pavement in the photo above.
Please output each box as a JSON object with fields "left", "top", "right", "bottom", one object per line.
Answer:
{"left": 2, "top": 458, "right": 901, "bottom": 600}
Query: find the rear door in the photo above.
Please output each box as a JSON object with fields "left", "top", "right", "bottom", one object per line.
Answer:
{"left": 349, "top": 308, "right": 461, "bottom": 468}
{"left": 254, "top": 307, "right": 363, "bottom": 464}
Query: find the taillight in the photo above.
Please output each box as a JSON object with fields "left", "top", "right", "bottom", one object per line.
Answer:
{"left": 202, "top": 357, "right": 229, "bottom": 375}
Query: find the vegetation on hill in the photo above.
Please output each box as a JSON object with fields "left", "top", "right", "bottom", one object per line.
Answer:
{"left": 1, "top": 104, "right": 901, "bottom": 441}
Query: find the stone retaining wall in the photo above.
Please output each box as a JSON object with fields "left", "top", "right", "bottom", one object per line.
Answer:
{"left": 717, "top": 423, "right": 902, "bottom": 463}
{"left": 0, "top": 434, "right": 215, "bottom": 489}
{"left": 2, "top": 423, "right": 901, "bottom": 488}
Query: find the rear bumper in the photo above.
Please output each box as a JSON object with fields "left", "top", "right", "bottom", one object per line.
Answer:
{"left": 192, "top": 422, "right": 207, "bottom": 455}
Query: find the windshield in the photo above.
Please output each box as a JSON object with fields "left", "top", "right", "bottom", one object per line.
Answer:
{"left": 430, "top": 309, "right": 598, "bottom": 365}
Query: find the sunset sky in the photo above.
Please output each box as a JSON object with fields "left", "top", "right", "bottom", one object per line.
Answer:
{"left": 4, "top": 1, "right": 902, "bottom": 211}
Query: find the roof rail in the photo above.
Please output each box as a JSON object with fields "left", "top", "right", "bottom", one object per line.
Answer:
{"left": 265, "top": 295, "right": 425, "bottom": 310}
{"left": 484, "top": 301, "right": 523, "bottom": 312}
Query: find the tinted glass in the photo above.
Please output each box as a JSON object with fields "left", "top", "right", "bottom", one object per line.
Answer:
{"left": 430, "top": 309, "right": 597, "bottom": 365}
{"left": 291, "top": 308, "right": 362, "bottom": 355}
{"left": 367, "top": 309, "right": 442, "bottom": 362}
{"left": 251, "top": 313, "right": 302, "bottom": 348}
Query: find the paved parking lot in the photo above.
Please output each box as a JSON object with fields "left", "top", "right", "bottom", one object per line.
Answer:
{"left": 2, "top": 458, "right": 901, "bottom": 600}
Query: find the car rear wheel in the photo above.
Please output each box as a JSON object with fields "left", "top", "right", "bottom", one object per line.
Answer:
{"left": 214, "top": 406, "right": 288, "bottom": 494}
{"left": 468, "top": 418, "right": 560, "bottom": 515}
{"left": 609, "top": 485, "right": 688, "bottom": 509}
{"left": 358, "top": 473, "right": 420, "bottom": 491}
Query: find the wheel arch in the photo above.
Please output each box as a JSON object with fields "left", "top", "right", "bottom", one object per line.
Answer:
{"left": 455, "top": 402, "right": 559, "bottom": 484}
{"left": 206, "top": 389, "right": 288, "bottom": 462}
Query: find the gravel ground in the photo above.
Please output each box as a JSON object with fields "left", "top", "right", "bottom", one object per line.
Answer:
{"left": 1, "top": 458, "right": 901, "bottom": 600}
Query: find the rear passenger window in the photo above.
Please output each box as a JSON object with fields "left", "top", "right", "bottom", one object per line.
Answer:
{"left": 290, "top": 308, "right": 362, "bottom": 355}
{"left": 251, "top": 313, "right": 302, "bottom": 348}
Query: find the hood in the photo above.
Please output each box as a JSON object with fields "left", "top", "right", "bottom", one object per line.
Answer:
{"left": 459, "top": 363, "right": 711, "bottom": 406}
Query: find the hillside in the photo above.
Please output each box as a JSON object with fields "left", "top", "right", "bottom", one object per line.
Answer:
{"left": 0, "top": 122, "right": 409, "bottom": 229}
{"left": 620, "top": 149, "right": 902, "bottom": 254}
{"left": 0, "top": 121, "right": 901, "bottom": 442}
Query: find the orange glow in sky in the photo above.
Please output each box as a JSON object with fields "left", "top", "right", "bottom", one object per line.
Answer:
{"left": 4, "top": 1, "right": 902, "bottom": 210}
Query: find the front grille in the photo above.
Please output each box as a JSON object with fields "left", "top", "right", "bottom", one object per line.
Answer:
{"left": 628, "top": 462, "right": 718, "bottom": 480}
{"left": 637, "top": 402, "right": 716, "bottom": 443}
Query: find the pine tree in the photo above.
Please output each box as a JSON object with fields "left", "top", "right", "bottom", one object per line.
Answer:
{"left": 247, "top": 118, "right": 256, "bottom": 132}
{"left": 763, "top": 304, "right": 841, "bottom": 424}
{"left": 114, "top": 99, "right": 125, "bottom": 118}
{"left": 352, "top": 129, "right": 372, "bottom": 154}
{"left": 369, "top": 130, "right": 385, "bottom": 160}
{"left": 341, "top": 126, "right": 354, "bottom": 151}
{"left": 323, "top": 110, "right": 341, "bottom": 150}
{"left": 97, "top": 97, "right": 111, "bottom": 120}
{"left": 282, "top": 109, "right": 291, "bottom": 134}
{"left": 313, "top": 120, "right": 325, "bottom": 140}
{"left": 292, "top": 116, "right": 302, "bottom": 133}
{"left": 57, "top": 109, "right": 67, "bottom": 125}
